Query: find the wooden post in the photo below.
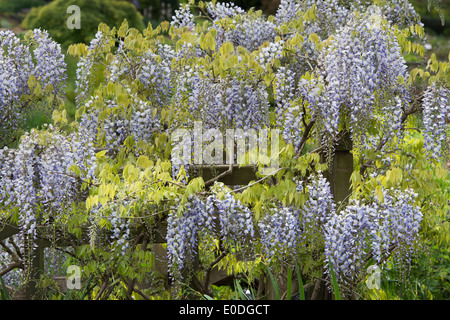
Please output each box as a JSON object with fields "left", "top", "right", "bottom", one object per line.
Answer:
{"left": 189, "top": 164, "right": 257, "bottom": 186}
{"left": 323, "top": 131, "right": 353, "bottom": 205}
{"left": 23, "top": 239, "right": 44, "bottom": 300}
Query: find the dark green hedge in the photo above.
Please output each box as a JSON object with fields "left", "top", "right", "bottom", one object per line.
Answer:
{"left": 22, "top": 0, "right": 145, "bottom": 47}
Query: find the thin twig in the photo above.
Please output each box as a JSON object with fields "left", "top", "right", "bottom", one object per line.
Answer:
{"left": 204, "top": 163, "right": 233, "bottom": 187}
{"left": 133, "top": 287, "right": 151, "bottom": 300}
{"left": 203, "top": 249, "right": 229, "bottom": 294}
{"left": 230, "top": 167, "right": 289, "bottom": 193}
{"left": 0, "top": 262, "right": 23, "bottom": 277}
{"left": 296, "top": 119, "right": 316, "bottom": 157}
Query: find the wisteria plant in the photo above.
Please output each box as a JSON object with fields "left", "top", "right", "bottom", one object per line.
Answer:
{"left": 0, "top": 0, "right": 449, "bottom": 300}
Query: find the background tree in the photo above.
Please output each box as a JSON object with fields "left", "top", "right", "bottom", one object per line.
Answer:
{"left": 21, "top": 0, "right": 145, "bottom": 47}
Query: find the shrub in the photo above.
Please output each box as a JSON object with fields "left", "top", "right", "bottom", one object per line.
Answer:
{"left": 22, "top": 0, "right": 145, "bottom": 47}
{"left": 0, "top": 0, "right": 45, "bottom": 14}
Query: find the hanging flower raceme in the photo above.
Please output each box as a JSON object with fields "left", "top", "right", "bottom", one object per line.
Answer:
{"left": 258, "top": 172, "right": 334, "bottom": 265}
{"left": 323, "top": 187, "right": 422, "bottom": 297}
{"left": 75, "top": 31, "right": 112, "bottom": 104}
{"left": 166, "top": 196, "right": 214, "bottom": 282}
{"left": 206, "top": 1, "right": 245, "bottom": 20}
{"left": 275, "top": 0, "right": 301, "bottom": 25}
{"left": 258, "top": 206, "right": 302, "bottom": 264}
{"left": 318, "top": 15, "right": 409, "bottom": 149}
{"left": 171, "top": 3, "right": 196, "bottom": 30}
{"left": 206, "top": 184, "right": 255, "bottom": 247}
{"left": 0, "top": 29, "right": 66, "bottom": 147}
{"left": 422, "top": 84, "right": 450, "bottom": 160}
{"left": 0, "top": 126, "right": 96, "bottom": 266}
{"left": 206, "top": 1, "right": 277, "bottom": 52}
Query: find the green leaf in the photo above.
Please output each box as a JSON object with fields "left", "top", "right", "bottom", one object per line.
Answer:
{"left": 33, "top": 82, "right": 43, "bottom": 98}
{"left": 295, "top": 262, "right": 305, "bottom": 300}
{"left": 267, "top": 266, "right": 280, "bottom": 300}
{"left": 328, "top": 259, "right": 341, "bottom": 300}
{"left": 0, "top": 276, "right": 10, "bottom": 300}
{"left": 96, "top": 150, "right": 107, "bottom": 158}
{"left": 234, "top": 279, "right": 249, "bottom": 300}
{"left": 28, "top": 74, "right": 37, "bottom": 90}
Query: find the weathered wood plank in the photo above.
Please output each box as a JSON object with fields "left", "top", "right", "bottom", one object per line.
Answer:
{"left": 189, "top": 164, "right": 258, "bottom": 186}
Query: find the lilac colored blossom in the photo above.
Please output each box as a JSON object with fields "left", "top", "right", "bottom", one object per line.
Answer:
{"left": 171, "top": 3, "right": 195, "bottom": 30}
{"left": 0, "top": 126, "right": 96, "bottom": 269}
{"left": 323, "top": 187, "right": 422, "bottom": 296}
{"left": 206, "top": 2, "right": 245, "bottom": 20}
{"left": 0, "top": 29, "right": 65, "bottom": 146}
{"left": 75, "top": 31, "right": 110, "bottom": 103}
{"left": 166, "top": 196, "right": 214, "bottom": 282}
{"left": 259, "top": 206, "right": 302, "bottom": 264}
{"left": 206, "top": 184, "right": 255, "bottom": 246}
{"left": 422, "top": 84, "right": 450, "bottom": 160}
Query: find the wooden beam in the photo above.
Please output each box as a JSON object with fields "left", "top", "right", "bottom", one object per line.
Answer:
{"left": 189, "top": 164, "right": 258, "bottom": 186}
{"left": 0, "top": 223, "right": 20, "bottom": 242}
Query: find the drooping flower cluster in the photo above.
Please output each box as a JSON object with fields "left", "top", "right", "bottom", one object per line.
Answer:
{"left": 258, "top": 172, "right": 334, "bottom": 264}
{"left": 173, "top": 72, "right": 270, "bottom": 130}
{"left": 28, "top": 29, "right": 67, "bottom": 96}
{"left": 135, "top": 43, "right": 175, "bottom": 109}
{"left": 259, "top": 206, "right": 302, "bottom": 264}
{"left": 256, "top": 169, "right": 423, "bottom": 296}
{"left": 75, "top": 31, "right": 111, "bottom": 104}
{"left": 166, "top": 184, "right": 256, "bottom": 283}
{"left": 323, "top": 187, "right": 422, "bottom": 296}
{"left": 78, "top": 92, "right": 161, "bottom": 151}
{"left": 318, "top": 15, "right": 409, "bottom": 149}
{"left": 273, "top": 67, "right": 302, "bottom": 150}
{"left": 170, "top": 3, "right": 195, "bottom": 30}
{"left": 0, "top": 126, "right": 96, "bottom": 262}
{"left": 302, "top": 0, "right": 421, "bottom": 39}
{"left": 382, "top": 0, "right": 421, "bottom": 27}
{"left": 206, "top": 2, "right": 277, "bottom": 52}
{"left": 206, "top": 185, "right": 255, "bottom": 246}
{"left": 166, "top": 196, "right": 214, "bottom": 281}
{"left": 258, "top": 40, "right": 285, "bottom": 67}
{"left": 0, "top": 29, "right": 66, "bottom": 146}
{"left": 301, "top": 172, "right": 336, "bottom": 239}
{"left": 275, "top": 0, "right": 301, "bottom": 24}
{"left": 206, "top": 1, "right": 245, "bottom": 20}
{"left": 422, "top": 84, "right": 450, "bottom": 160}
{"left": 109, "top": 212, "right": 131, "bottom": 256}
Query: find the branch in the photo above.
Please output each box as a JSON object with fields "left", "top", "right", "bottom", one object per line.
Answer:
{"left": 204, "top": 163, "right": 233, "bottom": 188}
{"left": 230, "top": 167, "right": 289, "bottom": 193}
{"left": 0, "top": 262, "right": 23, "bottom": 277}
{"left": 202, "top": 249, "right": 229, "bottom": 294}
{"left": 9, "top": 238, "right": 23, "bottom": 260}
{"left": 149, "top": 179, "right": 186, "bottom": 189}
{"left": 95, "top": 273, "right": 110, "bottom": 300}
{"left": 133, "top": 287, "right": 151, "bottom": 300}
{"left": 296, "top": 119, "right": 316, "bottom": 157}
{"left": 359, "top": 92, "right": 423, "bottom": 176}
{"left": 0, "top": 241, "right": 17, "bottom": 259}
